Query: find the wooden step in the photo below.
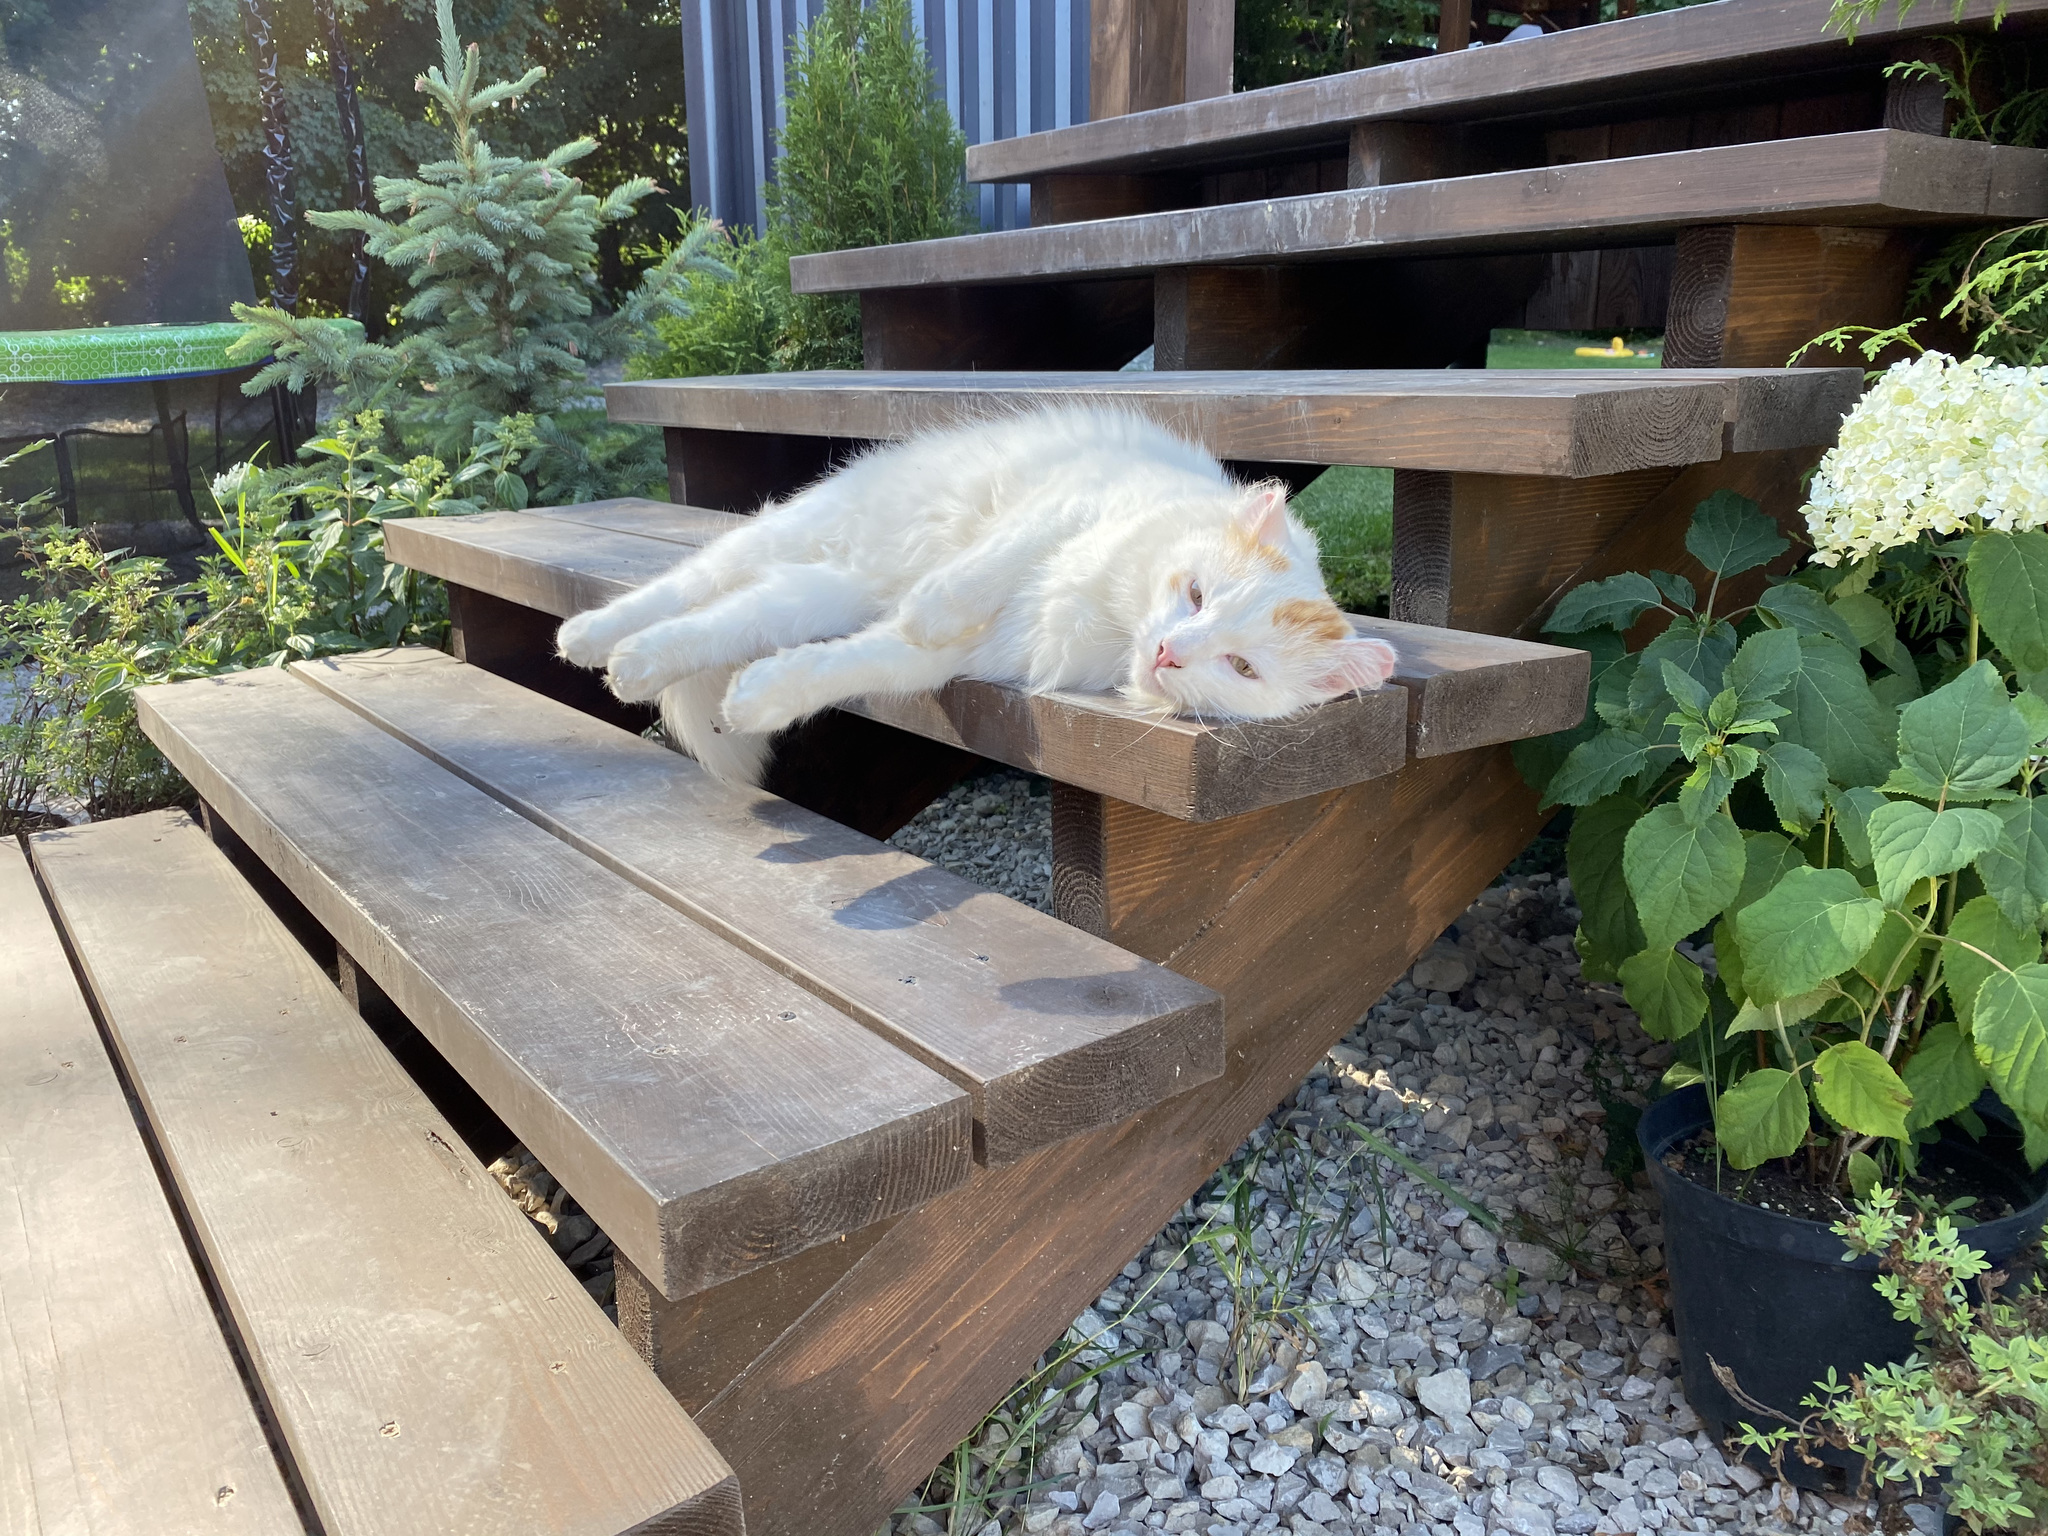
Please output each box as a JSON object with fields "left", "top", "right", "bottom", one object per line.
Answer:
{"left": 31, "top": 812, "right": 743, "bottom": 1536}
{"left": 797, "top": 131, "right": 2046, "bottom": 296}
{"left": 135, "top": 669, "right": 974, "bottom": 1299}
{"left": 291, "top": 645, "right": 1223, "bottom": 1161}
{"left": 382, "top": 503, "right": 1591, "bottom": 817}
{"left": 603, "top": 368, "right": 1860, "bottom": 478}
{"left": 0, "top": 841, "right": 301, "bottom": 1536}
{"left": 968, "top": 0, "right": 2041, "bottom": 186}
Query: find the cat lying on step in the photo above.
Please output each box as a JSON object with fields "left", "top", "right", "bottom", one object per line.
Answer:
{"left": 556, "top": 406, "right": 1397, "bottom": 786}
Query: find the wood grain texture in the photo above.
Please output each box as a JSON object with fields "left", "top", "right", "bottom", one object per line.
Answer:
{"left": 604, "top": 368, "right": 1857, "bottom": 478}
{"left": 0, "top": 841, "right": 301, "bottom": 1536}
{"left": 290, "top": 647, "right": 1225, "bottom": 1165}
{"left": 30, "top": 813, "right": 743, "bottom": 1536}
{"left": 797, "top": 132, "right": 2046, "bottom": 297}
{"left": 1090, "top": 0, "right": 1230, "bottom": 117}
{"left": 697, "top": 744, "right": 1551, "bottom": 1536}
{"left": 1664, "top": 223, "right": 1923, "bottom": 368}
{"left": 967, "top": 0, "right": 2047, "bottom": 183}
{"left": 133, "top": 669, "right": 973, "bottom": 1300}
{"left": 384, "top": 508, "right": 1588, "bottom": 811}
{"left": 857, "top": 281, "right": 1156, "bottom": 371}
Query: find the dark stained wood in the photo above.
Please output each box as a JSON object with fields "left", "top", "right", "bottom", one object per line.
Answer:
{"left": 1153, "top": 265, "right": 1318, "bottom": 368}
{"left": 1438, "top": 0, "right": 1473, "bottom": 53}
{"left": 1090, "top": 0, "right": 1231, "bottom": 119}
{"left": 291, "top": 648, "right": 1225, "bottom": 1164}
{"left": 615, "top": 1229, "right": 896, "bottom": 1414}
{"left": 1029, "top": 173, "right": 1196, "bottom": 225}
{"left": 134, "top": 668, "right": 974, "bottom": 1300}
{"left": 384, "top": 508, "right": 1591, "bottom": 814}
{"left": 967, "top": 0, "right": 2046, "bottom": 185}
{"left": 696, "top": 743, "right": 1551, "bottom": 1536}
{"left": 1519, "top": 247, "right": 1674, "bottom": 333}
{"left": 1884, "top": 39, "right": 1964, "bottom": 135}
{"left": 663, "top": 427, "right": 855, "bottom": 512}
{"left": 450, "top": 582, "right": 656, "bottom": 737}
{"left": 858, "top": 281, "right": 1154, "bottom": 369}
{"left": 0, "top": 841, "right": 300, "bottom": 1536}
{"left": 32, "top": 812, "right": 745, "bottom": 1536}
{"left": 1663, "top": 222, "right": 1924, "bottom": 368}
{"left": 792, "top": 132, "right": 2048, "bottom": 296}
{"left": 605, "top": 367, "right": 1859, "bottom": 479}
{"left": 1347, "top": 121, "right": 1481, "bottom": 187}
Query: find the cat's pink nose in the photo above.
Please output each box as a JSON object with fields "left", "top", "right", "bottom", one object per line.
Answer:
{"left": 1154, "top": 641, "right": 1181, "bottom": 670}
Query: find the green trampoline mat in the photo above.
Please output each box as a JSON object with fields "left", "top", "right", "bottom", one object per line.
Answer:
{"left": 0, "top": 319, "right": 363, "bottom": 385}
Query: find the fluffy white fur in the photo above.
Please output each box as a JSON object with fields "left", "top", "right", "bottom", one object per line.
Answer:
{"left": 557, "top": 407, "right": 1398, "bottom": 785}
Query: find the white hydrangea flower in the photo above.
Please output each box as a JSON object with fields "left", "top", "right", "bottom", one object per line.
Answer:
{"left": 1801, "top": 351, "right": 2048, "bottom": 565}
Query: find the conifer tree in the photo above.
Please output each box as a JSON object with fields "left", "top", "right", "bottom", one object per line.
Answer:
{"left": 233, "top": 0, "right": 721, "bottom": 486}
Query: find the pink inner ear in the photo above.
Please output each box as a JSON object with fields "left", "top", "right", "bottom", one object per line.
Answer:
{"left": 1315, "top": 637, "right": 1398, "bottom": 697}
{"left": 1237, "top": 483, "right": 1290, "bottom": 545}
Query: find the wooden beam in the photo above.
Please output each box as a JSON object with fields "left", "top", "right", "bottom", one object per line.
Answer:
{"left": 0, "top": 842, "right": 301, "bottom": 1536}
{"left": 1438, "top": 0, "right": 1473, "bottom": 54}
{"left": 857, "top": 281, "right": 1153, "bottom": 369}
{"left": 34, "top": 812, "right": 745, "bottom": 1536}
{"left": 1090, "top": 0, "right": 1232, "bottom": 119}
{"left": 1663, "top": 222, "right": 1925, "bottom": 368}
{"left": 793, "top": 132, "right": 2047, "bottom": 297}
{"left": 135, "top": 668, "right": 974, "bottom": 1301}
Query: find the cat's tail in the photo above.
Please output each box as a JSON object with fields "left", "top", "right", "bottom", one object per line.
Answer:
{"left": 658, "top": 666, "right": 775, "bottom": 787}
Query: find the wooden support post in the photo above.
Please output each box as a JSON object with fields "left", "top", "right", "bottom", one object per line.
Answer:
{"left": 1347, "top": 122, "right": 1473, "bottom": 188}
{"left": 1438, "top": 0, "right": 1472, "bottom": 53}
{"left": 1884, "top": 40, "right": 1963, "bottom": 135}
{"left": 448, "top": 582, "right": 656, "bottom": 736}
{"left": 1029, "top": 172, "right": 1192, "bottom": 227}
{"left": 1389, "top": 450, "right": 1819, "bottom": 636}
{"left": 1663, "top": 224, "right": 1921, "bottom": 369}
{"left": 860, "top": 282, "right": 1154, "bottom": 370}
{"left": 1090, "top": 0, "right": 1232, "bottom": 118}
{"left": 664, "top": 426, "right": 855, "bottom": 511}
{"left": 1154, "top": 267, "right": 1321, "bottom": 369}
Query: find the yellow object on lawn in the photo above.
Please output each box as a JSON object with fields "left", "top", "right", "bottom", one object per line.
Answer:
{"left": 1574, "top": 336, "right": 1636, "bottom": 357}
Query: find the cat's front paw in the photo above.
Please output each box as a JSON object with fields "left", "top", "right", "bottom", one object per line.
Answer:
{"left": 605, "top": 632, "right": 680, "bottom": 702}
{"left": 720, "top": 661, "right": 806, "bottom": 736}
{"left": 557, "top": 609, "right": 616, "bottom": 668}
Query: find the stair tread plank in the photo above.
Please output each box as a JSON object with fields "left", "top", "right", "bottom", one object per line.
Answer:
{"left": 385, "top": 509, "right": 1587, "bottom": 815}
{"left": 800, "top": 132, "right": 2046, "bottom": 295}
{"left": 0, "top": 841, "right": 302, "bottom": 1536}
{"left": 293, "top": 647, "right": 1224, "bottom": 1163}
{"left": 30, "top": 813, "right": 744, "bottom": 1536}
{"left": 967, "top": 0, "right": 2041, "bottom": 182}
{"left": 134, "top": 671, "right": 973, "bottom": 1300}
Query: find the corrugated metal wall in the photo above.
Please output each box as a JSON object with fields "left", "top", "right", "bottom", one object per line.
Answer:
{"left": 682, "top": 0, "right": 1089, "bottom": 236}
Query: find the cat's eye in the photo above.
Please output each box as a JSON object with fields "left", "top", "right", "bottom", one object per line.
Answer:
{"left": 1229, "top": 655, "right": 1257, "bottom": 678}
{"left": 1189, "top": 580, "right": 1204, "bottom": 610}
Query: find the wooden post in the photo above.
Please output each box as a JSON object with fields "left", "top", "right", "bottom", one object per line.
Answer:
{"left": 1437, "top": 0, "right": 1473, "bottom": 53}
{"left": 1090, "top": 0, "right": 1232, "bottom": 118}
{"left": 1662, "top": 224, "right": 1921, "bottom": 370}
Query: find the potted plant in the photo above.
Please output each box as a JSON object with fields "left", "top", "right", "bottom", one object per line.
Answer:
{"left": 1518, "top": 349, "right": 2048, "bottom": 1469}
{"left": 1728, "top": 1187, "right": 2048, "bottom": 1533}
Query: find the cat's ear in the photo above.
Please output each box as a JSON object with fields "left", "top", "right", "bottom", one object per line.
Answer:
{"left": 1314, "top": 636, "right": 1398, "bottom": 697}
{"left": 1236, "top": 481, "right": 1291, "bottom": 547}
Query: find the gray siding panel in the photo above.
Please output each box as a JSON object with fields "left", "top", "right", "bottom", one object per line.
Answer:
{"left": 684, "top": 0, "right": 1089, "bottom": 235}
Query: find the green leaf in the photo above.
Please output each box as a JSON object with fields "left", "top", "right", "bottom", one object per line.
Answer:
{"left": 1966, "top": 529, "right": 2048, "bottom": 676}
{"left": 1716, "top": 1068, "right": 1810, "bottom": 1169}
{"left": 1546, "top": 572, "right": 1666, "bottom": 634}
{"left": 1623, "top": 803, "right": 1746, "bottom": 950}
{"left": 1686, "top": 490, "right": 1788, "bottom": 579}
{"left": 1903, "top": 1020, "right": 1989, "bottom": 1133}
{"left": 1887, "top": 662, "right": 2033, "bottom": 804}
{"left": 1570, "top": 795, "right": 1647, "bottom": 980}
{"left": 1723, "top": 626, "right": 1803, "bottom": 709}
{"left": 1716, "top": 915, "right": 1748, "bottom": 1007}
{"left": 1857, "top": 909, "right": 1928, "bottom": 995}
{"left": 1829, "top": 591, "right": 1917, "bottom": 679}
{"left": 1760, "top": 742, "right": 1829, "bottom": 835}
{"left": 1628, "top": 621, "right": 1737, "bottom": 724}
{"left": 1737, "top": 831, "right": 1808, "bottom": 915}
{"left": 1729, "top": 986, "right": 1834, "bottom": 1034}
{"left": 1946, "top": 895, "right": 2041, "bottom": 1031}
{"left": 1648, "top": 569, "right": 1697, "bottom": 609}
{"left": 1757, "top": 584, "right": 1860, "bottom": 649}
{"left": 1847, "top": 1150, "right": 1883, "bottom": 1200}
{"left": 1592, "top": 651, "right": 1640, "bottom": 729}
{"left": 1543, "top": 730, "right": 1661, "bottom": 809}
{"left": 1979, "top": 798, "right": 2048, "bottom": 931}
{"left": 1828, "top": 785, "right": 1888, "bottom": 870}
{"left": 1736, "top": 866, "right": 1886, "bottom": 1003}
{"left": 2017, "top": 689, "right": 2048, "bottom": 746}
{"left": 1867, "top": 801, "right": 2005, "bottom": 907}
{"left": 1972, "top": 963, "right": 2048, "bottom": 1128}
{"left": 1661, "top": 660, "right": 1711, "bottom": 719}
{"left": 1618, "top": 948, "right": 1708, "bottom": 1041}
{"left": 1779, "top": 636, "right": 1895, "bottom": 789}
{"left": 1813, "top": 1041, "right": 1912, "bottom": 1140}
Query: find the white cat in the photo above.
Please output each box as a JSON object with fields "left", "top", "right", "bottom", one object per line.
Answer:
{"left": 556, "top": 406, "right": 1398, "bottom": 785}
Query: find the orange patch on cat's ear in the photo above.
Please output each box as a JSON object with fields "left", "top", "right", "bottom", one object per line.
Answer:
{"left": 1226, "top": 520, "right": 1289, "bottom": 572}
{"left": 1228, "top": 482, "right": 1293, "bottom": 571}
{"left": 1274, "top": 597, "right": 1352, "bottom": 642}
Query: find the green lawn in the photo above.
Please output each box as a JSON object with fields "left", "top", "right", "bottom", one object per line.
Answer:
{"left": 1300, "top": 330, "right": 1668, "bottom": 612}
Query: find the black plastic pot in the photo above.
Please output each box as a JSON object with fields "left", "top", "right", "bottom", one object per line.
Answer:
{"left": 1639, "top": 1085, "right": 2048, "bottom": 1490}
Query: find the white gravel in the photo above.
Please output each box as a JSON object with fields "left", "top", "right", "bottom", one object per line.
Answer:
{"left": 878, "top": 780, "right": 1939, "bottom": 1536}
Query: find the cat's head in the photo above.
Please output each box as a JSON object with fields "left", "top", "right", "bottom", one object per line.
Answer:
{"left": 1125, "top": 482, "right": 1397, "bottom": 719}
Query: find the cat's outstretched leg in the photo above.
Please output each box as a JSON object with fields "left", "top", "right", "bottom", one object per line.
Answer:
{"left": 557, "top": 557, "right": 731, "bottom": 668}
{"left": 722, "top": 624, "right": 970, "bottom": 736}
{"left": 606, "top": 564, "right": 876, "bottom": 702}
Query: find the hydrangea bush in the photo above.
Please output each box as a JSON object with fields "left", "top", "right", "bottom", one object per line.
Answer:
{"left": 1518, "top": 359, "right": 2048, "bottom": 1185}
